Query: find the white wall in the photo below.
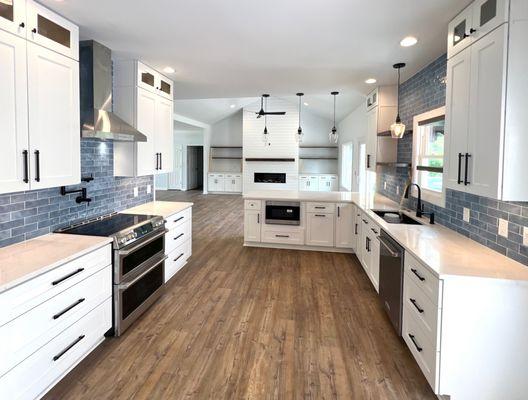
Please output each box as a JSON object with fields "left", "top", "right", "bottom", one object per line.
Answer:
{"left": 164, "top": 129, "right": 204, "bottom": 191}
{"left": 209, "top": 110, "right": 243, "bottom": 173}
{"left": 337, "top": 103, "right": 367, "bottom": 191}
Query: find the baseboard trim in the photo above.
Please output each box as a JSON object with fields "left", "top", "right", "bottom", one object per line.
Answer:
{"left": 244, "top": 242, "right": 355, "bottom": 254}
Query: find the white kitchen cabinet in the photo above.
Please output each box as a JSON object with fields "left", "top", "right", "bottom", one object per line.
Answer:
{"left": 306, "top": 212, "right": 334, "bottom": 247}
{"left": 27, "top": 42, "right": 80, "bottom": 190}
{"left": 136, "top": 61, "right": 173, "bottom": 100}
{"left": 0, "top": 29, "right": 29, "bottom": 194}
{"left": 26, "top": 0, "right": 79, "bottom": 60}
{"left": 318, "top": 175, "right": 337, "bottom": 192}
{"left": 447, "top": 3, "right": 473, "bottom": 59}
{"left": 299, "top": 174, "right": 319, "bottom": 191}
{"left": 299, "top": 175, "right": 310, "bottom": 191}
{"left": 208, "top": 173, "right": 225, "bottom": 192}
{"left": 223, "top": 174, "right": 242, "bottom": 193}
{"left": 164, "top": 207, "right": 192, "bottom": 282}
{"left": 366, "top": 108, "right": 378, "bottom": 171}
{"left": 335, "top": 203, "right": 355, "bottom": 249}
{"left": 244, "top": 210, "right": 261, "bottom": 242}
{"left": 0, "top": 0, "right": 26, "bottom": 37}
{"left": 299, "top": 174, "right": 337, "bottom": 192}
{"left": 113, "top": 60, "right": 174, "bottom": 177}
{"left": 367, "top": 223, "right": 380, "bottom": 292}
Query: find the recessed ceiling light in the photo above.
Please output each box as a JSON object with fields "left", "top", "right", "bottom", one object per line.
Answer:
{"left": 400, "top": 36, "right": 418, "bottom": 47}
{"left": 304, "top": 102, "right": 309, "bottom": 106}
{"left": 163, "top": 66, "right": 175, "bottom": 74}
{"left": 365, "top": 78, "right": 377, "bottom": 84}
{"left": 230, "top": 104, "right": 236, "bottom": 108}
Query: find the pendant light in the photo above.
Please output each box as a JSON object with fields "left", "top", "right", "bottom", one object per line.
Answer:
{"left": 262, "top": 94, "right": 269, "bottom": 143}
{"left": 329, "top": 91, "right": 339, "bottom": 143}
{"left": 296, "top": 93, "right": 304, "bottom": 142}
{"left": 390, "top": 63, "right": 406, "bottom": 139}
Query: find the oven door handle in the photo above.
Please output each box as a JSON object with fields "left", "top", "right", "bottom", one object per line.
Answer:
{"left": 119, "top": 255, "right": 168, "bottom": 290}
{"left": 118, "top": 228, "right": 168, "bottom": 256}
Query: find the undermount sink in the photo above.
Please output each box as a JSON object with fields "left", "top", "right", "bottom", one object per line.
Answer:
{"left": 372, "top": 210, "right": 423, "bottom": 225}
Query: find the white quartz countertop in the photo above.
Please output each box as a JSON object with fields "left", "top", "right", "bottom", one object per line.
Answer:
{"left": 245, "top": 190, "right": 528, "bottom": 281}
{"left": 0, "top": 234, "right": 112, "bottom": 293}
{"left": 122, "top": 201, "right": 193, "bottom": 219}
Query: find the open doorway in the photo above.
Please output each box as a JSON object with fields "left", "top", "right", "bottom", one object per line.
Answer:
{"left": 187, "top": 146, "right": 204, "bottom": 190}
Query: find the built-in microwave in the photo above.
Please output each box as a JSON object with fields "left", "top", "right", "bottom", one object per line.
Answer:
{"left": 265, "top": 201, "right": 301, "bottom": 225}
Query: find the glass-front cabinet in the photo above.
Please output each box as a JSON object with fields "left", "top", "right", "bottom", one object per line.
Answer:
{"left": 136, "top": 61, "right": 173, "bottom": 100}
{"left": 447, "top": 5, "right": 473, "bottom": 59}
{"left": 0, "top": 0, "right": 26, "bottom": 37}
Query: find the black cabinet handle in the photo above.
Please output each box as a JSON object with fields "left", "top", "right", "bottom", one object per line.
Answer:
{"left": 53, "top": 335, "right": 85, "bottom": 361}
{"left": 362, "top": 219, "right": 368, "bottom": 224}
{"left": 23, "top": 150, "right": 29, "bottom": 183}
{"left": 173, "top": 233, "right": 184, "bottom": 240}
{"left": 173, "top": 216, "right": 184, "bottom": 223}
{"left": 314, "top": 206, "right": 326, "bottom": 209}
{"left": 257, "top": 213, "right": 260, "bottom": 224}
{"left": 410, "top": 268, "right": 425, "bottom": 282}
{"left": 159, "top": 153, "right": 162, "bottom": 170}
{"left": 174, "top": 253, "right": 184, "bottom": 262}
{"left": 34, "top": 150, "right": 40, "bottom": 182}
{"left": 337, "top": 206, "right": 340, "bottom": 218}
{"left": 276, "top": 234, "right": 290, "bottom": 238}
{"left": 457, "top": 153, "right": 463, "bottom": 184}
{"left": 371, "top": 228, "right": 378, "bottom": 235}
{"left": 366, "top": 237, "right": 371, "bottom": 252}
{"left": 155, "top": 153, "right": 159, "bottom": 170}
{"left": 410, "top": 298, "right": 424, "bottom": 313}
{"left": 367, "top": 154, "right": 371, "bottom": 169}
{"left": 314, "top": 214, "right": 326, "bottom": 217}
{"left": 31, "top": 28, "right": 37, "bottom": 33}
{"left": 408, "top": 334, "right": 423, "bottom": 352}
{"left": 354, "top": 223, "right": 358, "bottom": 235}
{"left": 52, "top": 268, "right": 84, "bottom": 286}
{"left": 464, "top": 153, "right": 471, "bottom": 185}
{"left": 469, "top": 28, "right": 477, "bottom": 34}
{"left": 19, "top": 22, "right": 25, "bottom": 28}
{"left": 53, "top": 298, "right": 85, "bottom": 320}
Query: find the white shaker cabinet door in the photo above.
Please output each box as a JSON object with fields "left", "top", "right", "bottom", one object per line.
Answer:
{"left": 155, "top": 96, "right": 173, "bottom": 174}
{"left": 0, "top": 30, "right": 29, "bottom": 194}
{"left": 306, "top": 212, "right": 334, "bottom": 247}
{"left": 27, "top": 42, "right": 80, "bottom": 190}
{"left": 335, "top": 203, "right": 354, "bottom": 249}
{"left": 244, "top": 210, "right": 261, "bottom": 242}
{"left": 0, "top": 0, "right": 26, "bottom": 37}
{"left": 136, "top": 87, "right": 157, "bottom": 176}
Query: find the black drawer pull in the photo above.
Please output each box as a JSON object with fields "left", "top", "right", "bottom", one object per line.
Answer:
{"left": 362, "top": 219, "right": 368, "bottom": 224}
{"left": 275, "top": 234, "right": 290, "bottom": 238}
{"left": 314, "top": 206, "right": 326, "bottom": 209}
{"left": 174, "top": 253, "right": 184, "bottom": 262}
{"left": 23, "top": 150, "right": 29, "bottom": 183}
{"left": 53, "top": 335, "right": 85, "bottom": 361}
{"left": 464, "top": 153, "right": 471, "bottom": 185}
{"left": 52, "top": 268, "right": 85, "bottom": 286}
{"left": 371, "top": 228, "right": 378, "bottom": 234}
{"left": 457, "top": 153, "right": 463, "bottom": 184}
{"left": 410, "top": 298, "right": 424, "bottom": 313}
{"left": 354, "top": 223, "right": 358, "bottom": 235}
{"left": 34, "top": 150, "right": 40, "bottom": 182}
{"left": 314, "top": 214, "right": 326, "bottom": 217}
{"left": 408, "top": 334, "right": 423, "bottom": 352}
{"left": 410, "top": 268, "right": 426, "bottom": 282}
{"left": 173, "top": 233, "right": 184, "bottom": 240}
{"left": 173, "top": 216, "right": 184, "bottom": 223}
{"left": 53, "top": 298, "right": 85, "bottom": 320}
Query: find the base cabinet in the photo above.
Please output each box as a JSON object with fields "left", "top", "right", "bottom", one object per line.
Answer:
{"left": 335, "top": 203, "right": 355, "bottom": 249}
{"left": 299, "top": 174, "right": 337, "bottom": 192}
{"left": 164, "top": 207, "right": 192, "bottom": 282}
{"left": 306, "top": 212, "right": 334, "bottom": 247}
{"left": 208, "top": 173, "right": 242, "bottom": 193}
{"left": 244, "top": 210, "right": 261, "bottom": 242}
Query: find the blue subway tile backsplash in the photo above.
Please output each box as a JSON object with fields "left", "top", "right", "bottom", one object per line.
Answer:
{"left": 377, "top": 54, "right": 528, "bottom": 266}
{"left": 0, "top": 139, "right": 153, "bottom": 248}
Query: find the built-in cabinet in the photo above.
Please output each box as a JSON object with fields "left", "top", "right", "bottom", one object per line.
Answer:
{"left": 0, "top": 0, "right": 80, "bottom": 195}
{"left": 445, "top": 0, "right": 528, "bottom": 200}
{"left": 164, "top": 207, "right": 192, "bottom": 282}
{"left": 357, "top": 210, "right": 381, "bottom": 291}
{"left": 299, "top": 174, "right": 338, "bottom": 192}
{"left": 208, "top": 173, "right": 242, "bottom": 193}
{"left": 113, "top": 60, "right": 174, "bottom": 177}
{"left": 306, "top": 203, "right": 335, "bottom": 247}
{"left": 335, "top": 203, "right": 355, "bottom": 249}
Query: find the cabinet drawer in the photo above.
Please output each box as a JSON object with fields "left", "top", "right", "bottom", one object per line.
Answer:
{"left": 262, "top": 229, "right": 304, "bottom": 245}
{"left": 306, "top": 202, "right": 335, "bottom": 213}
{"left": 403, "top": 305, "right": 439, "bottom": 391}
{"left": 244, "top": 200, "right": 261, "bottom": 210}
{"left": 0, "top": 298, "right": 111, "bottom": 400}
{"left": 405, "top": 252, "right": 441, "bottom": 305}
{"left": 0, "top": 244, "right": 111, "bottom": 327}
{"left": 404, "top": 275, "right": 441, "bottom": 347}
{"left": 165, "top": 220, "right": 191, "bottom": 255}
{"left": 0, "top": 265, "right": 111, "bottom": 377}
{"left": 165, "top": 207, "right": 192, "bottom": 231}
{"left": 165, "top": 239, "right": 191, "bottom": 282}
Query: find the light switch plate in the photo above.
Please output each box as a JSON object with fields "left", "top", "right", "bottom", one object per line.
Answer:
{"left": 147, "top": 185, "right": 152, "bottom": 194}
{"left": 463, "top": 207, "right": 470, "bottom": 222}
{"left": 498, "top": 218, "right": 508, "bottom": 237}
{"left": 133, "top": 187, "right": 139, "bottom": 197}
{"left": 523, "top": 227, "right": 528, "bottom": 247}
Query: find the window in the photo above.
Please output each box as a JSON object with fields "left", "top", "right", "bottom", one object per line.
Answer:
{"left": 340, "top": 142, "right": 353, "bottom": 191}
{"left": 412, "top": 107, "right": 446, "bottom": 206}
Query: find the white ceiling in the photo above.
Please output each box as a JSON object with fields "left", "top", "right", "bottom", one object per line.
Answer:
{"left": 41, "top": 0, "right": 470, "bottom": 123}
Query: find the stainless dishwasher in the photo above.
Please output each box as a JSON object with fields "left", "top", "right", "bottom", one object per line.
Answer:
{"left": 378, "top": 230, "right": 405, "bottom": 336}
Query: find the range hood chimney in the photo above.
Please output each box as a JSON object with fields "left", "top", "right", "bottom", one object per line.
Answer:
{"left": 80, "top": 40, "right": 147, "bottom": 142}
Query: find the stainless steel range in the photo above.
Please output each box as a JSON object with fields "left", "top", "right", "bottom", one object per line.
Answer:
{"left": 56, "top": 213, "right": 167, "bottom": 336}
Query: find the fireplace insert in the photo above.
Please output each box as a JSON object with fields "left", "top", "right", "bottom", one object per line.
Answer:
{"left": 254, "top": 173, "right": 286, "bottom": 184}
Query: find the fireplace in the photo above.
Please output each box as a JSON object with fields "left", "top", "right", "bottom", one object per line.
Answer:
{"left": 254, "top": 173, "right": 286, "bottom": 184}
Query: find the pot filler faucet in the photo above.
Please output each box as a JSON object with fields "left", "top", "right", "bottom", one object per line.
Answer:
{"left": 403, "top": 183, "right": 435, "bottom": 224}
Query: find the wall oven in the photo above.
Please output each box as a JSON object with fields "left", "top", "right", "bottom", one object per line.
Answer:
{"left": 265, "top": 201, "right": 301, "bottom": 225}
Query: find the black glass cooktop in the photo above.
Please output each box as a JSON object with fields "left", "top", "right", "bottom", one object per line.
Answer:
{"left": 56, "top": 213, "right": 153, "bottom": 237}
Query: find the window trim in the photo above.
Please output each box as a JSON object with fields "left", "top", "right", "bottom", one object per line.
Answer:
{"left": 412, "top": 106, "right": 446, "bottom": 207}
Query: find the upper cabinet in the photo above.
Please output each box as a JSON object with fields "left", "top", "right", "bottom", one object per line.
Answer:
{"left": 113, "top": 60, "right": 174, "bottom": 176}
{"left": 445, "top": 0, "right": 528, "bottom": 201}
{"left": 0, "top": 1, "right": 80, "bottom": 195}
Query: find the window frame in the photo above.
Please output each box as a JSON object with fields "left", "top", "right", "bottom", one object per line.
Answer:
{"left": 412, "top": 106, "right": 446, "bottom": 207}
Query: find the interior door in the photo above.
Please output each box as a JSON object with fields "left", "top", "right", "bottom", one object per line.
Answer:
{"left": 0, "top": 29, "right": 29, "bottom": 194}
{"left": 136, "top": 87, "right": 157, "bottom": 176}
{"left": 27, "top": 42, "right": 80, "bottom": 190}
{"left": 466, "top": 24, "right": 507, "bottom": 199}
{"left": 444, "top": 47, "right": 471, "bottom": 192}
{"left": 155, "top": 96, "right": 173, "bottom": 174}
{"left": 0, "top": 0, "right": 26, "bottom": 37}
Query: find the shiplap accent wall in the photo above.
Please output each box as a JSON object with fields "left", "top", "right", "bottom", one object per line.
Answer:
{"left": 243, "top": 98, "right": 299, "bottom": 193}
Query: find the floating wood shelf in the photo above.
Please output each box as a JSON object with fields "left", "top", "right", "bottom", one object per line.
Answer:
{"left": 376, "top": 162, "right": 412, "bottom": 168}
{"left": 299, "top": 145, "right": 338, "bottom": 149}
{"left": 377, "top": 130, "right": 413, "bottom": 137}
{"left": 210, "top": 146, "right": 243, "bottom": 149}
{"left": 300, "top": 157, "right": 338, "bottom": 160}
{"left": 416, "top": 165, "right": 444, "bottom": 173}
{"left": 245, "top": 158, "right": 295, "bottom": 162}
{"left": 211, "top": 156, "right": 242, "bottom": 160}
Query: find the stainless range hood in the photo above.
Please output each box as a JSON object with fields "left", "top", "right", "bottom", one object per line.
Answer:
{"left": 80, "top": 40, "right": 146, "bottom": 142}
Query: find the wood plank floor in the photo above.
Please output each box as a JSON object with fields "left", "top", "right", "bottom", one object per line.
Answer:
{"left": 45, "top": 190, "right": 436, "bottom": 400}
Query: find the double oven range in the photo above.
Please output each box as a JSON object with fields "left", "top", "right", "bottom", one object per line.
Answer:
{"left": 56, "top": 213, "right": 167, "bottom": 336}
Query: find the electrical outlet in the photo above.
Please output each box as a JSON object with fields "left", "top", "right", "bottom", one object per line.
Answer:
{"left": 147, "top": 185, "right": 151, "bottom": 194}
{"left": 523, "top": 227, "right": 528, "bottom": 247}
{"left": 133, "top": 187, "right": 139, "bottom": 197}
{"left": 463, "top": 207, "right": 470, "bottom": 222}
{"left": 384, "top": 181, "right": 387, "bottom": 190}
{"left": 498, "top": 218, "right": 508, "bottom": 238}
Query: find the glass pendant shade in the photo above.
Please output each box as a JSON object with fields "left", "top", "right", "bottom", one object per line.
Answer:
{"left": 390, "top": 116, "right": 406, "bottom": 138}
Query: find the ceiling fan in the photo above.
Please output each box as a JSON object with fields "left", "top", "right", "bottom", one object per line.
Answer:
{"left": 255, "top": 94, "right": 286, "bottom": 118}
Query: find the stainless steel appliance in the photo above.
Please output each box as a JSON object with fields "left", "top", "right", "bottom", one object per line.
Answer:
{"left": 56, "top": 213, "right": 167, "bottom": 336}
{"left": 378, "top": 230, "right": 405, "bottom": 335}
{"left": 265, "top": 201, "right": 301, "bottom": 225}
